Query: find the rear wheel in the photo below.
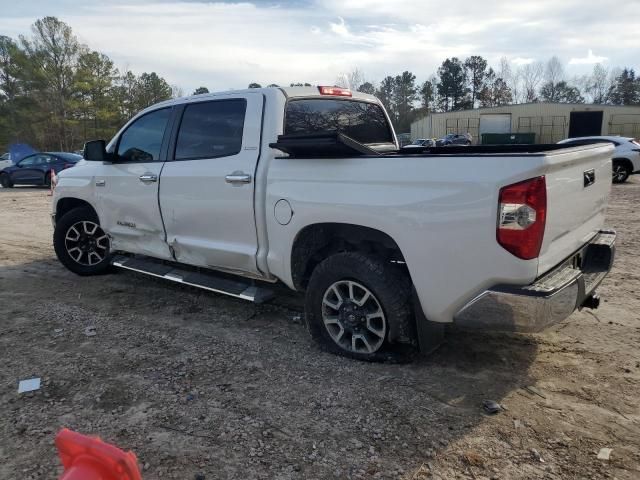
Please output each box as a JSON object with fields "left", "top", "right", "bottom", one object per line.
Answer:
{"left": 0, "top": 173, "right": 13, "bottom": 188}
{"left": 54, "top": 207, "right": 112, "bottom": 276}
{"left": 612, "top": 160, "right": 631, "bottom": 183}
{"left": 304, "top": 252, "right": 415, "bottom": 361}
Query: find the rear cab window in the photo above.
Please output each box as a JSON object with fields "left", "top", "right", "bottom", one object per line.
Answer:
{"left": 175, "top": 99, "right": 247, "bottom": 160}
{"left": 284, "top": 98, "right": 395, "bottom": 150}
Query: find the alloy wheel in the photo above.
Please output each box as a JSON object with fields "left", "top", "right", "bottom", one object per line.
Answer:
{"left": 321, "top": 280, "right": 387, "bottom": 354}
{"left": 613, "top": 164, "right": 628, "bottom": 182}
{"left": 64, "top": 221, "right": 109, "bottom": 266}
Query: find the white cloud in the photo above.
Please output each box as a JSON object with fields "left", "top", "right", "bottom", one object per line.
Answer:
{"left": 569, "top": 49, "right": 608, "bottom": 65}
{"left": 0, "top": 0, "right": 637, "bottom": 93}
{"left": 512, "top": 57, "right": 535, "bottom": 66}
{"left": 329, "top": 16, "right": 349, "bottom": 37}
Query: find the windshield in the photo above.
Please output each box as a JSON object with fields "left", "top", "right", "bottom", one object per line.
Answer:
{"left": 284, "top": 98, "right": 394, "bottom": 145}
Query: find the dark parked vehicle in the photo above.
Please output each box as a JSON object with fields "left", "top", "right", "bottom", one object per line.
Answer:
{"left": 436, "top": 133, "right": 472, "bottom": 146}
{"left": 0, "top": 152, "right": 82, "bottom": 188}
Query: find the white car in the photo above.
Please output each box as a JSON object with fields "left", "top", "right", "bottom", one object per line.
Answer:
{"left": 51, "top": 86, "right": 615, "bottom": 361}
{"left": 0, "top": 153, "right": 12, "bottom": 171}
{"left": 403, "top": 138, "right": 435, "bottom": 149}
{"left": 558, "top": 136, "right": 640, "bottom": 183}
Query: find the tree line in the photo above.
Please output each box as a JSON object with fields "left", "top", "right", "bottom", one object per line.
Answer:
{"left": 329, "top": 58, "right": 640, "bottom": 132}
{"left": 0, "top": 16, "right": 178, "bottom": 153}
{"left": 2, "top": 16, "right": 639, "bottom": 151}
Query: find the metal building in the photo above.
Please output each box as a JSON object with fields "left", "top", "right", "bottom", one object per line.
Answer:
{"left": 410, "top": 103, "right": 640, "bottom": 144}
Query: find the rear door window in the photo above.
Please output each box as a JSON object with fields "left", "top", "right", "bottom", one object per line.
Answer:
{"left": 284, "top": 99, "right": 393, "bottom": 145}
{"left": 175, "top": 99, "right": 247, "bottom": 160}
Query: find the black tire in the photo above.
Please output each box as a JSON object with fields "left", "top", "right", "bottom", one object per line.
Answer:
{"left": 44, "top": 171, "right": 52, "bottom": 187}
{"left": 612, "top": 160, "right": 631, "bottom": 184}
{"left": 304, "top": 252, "right": 416, "bottom": 361}
{"left": 54, "top": 206, "right": 112, "bottom": 276}
{"left": 0, "top": 173, "right": 13, "bottom": 188}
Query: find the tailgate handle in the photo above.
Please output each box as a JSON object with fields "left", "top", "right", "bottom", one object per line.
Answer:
{"left": 584, "top": 169, "right": 595, "bottom": 187}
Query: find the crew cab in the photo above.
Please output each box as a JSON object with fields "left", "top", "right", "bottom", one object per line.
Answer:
{"left": 51, "top": 86, "right": 616, "bottom": 360}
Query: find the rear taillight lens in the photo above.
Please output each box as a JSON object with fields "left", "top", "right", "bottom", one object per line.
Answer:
{"left": 63, "top": 163, "right": 73, "bottom": 169}
{"left": 497, "top": 176, "right": 546, "bottom": 260}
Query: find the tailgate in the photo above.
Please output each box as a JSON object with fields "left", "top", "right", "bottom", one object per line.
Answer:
{"left": 538, "top": 143, "right": 613, "bottom": 275}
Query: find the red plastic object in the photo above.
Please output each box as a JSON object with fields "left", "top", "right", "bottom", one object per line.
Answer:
{"left": 56, "top": 428, "right": 142, "bottom": 480}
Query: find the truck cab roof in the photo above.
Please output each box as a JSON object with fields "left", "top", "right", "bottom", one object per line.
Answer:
{"left": 149, "top": 86, "right": 380, "bottom": 111}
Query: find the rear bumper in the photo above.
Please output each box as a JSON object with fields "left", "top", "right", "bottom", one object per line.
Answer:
{"left": 454, "top": 229, "right": 616, "bottom": 332}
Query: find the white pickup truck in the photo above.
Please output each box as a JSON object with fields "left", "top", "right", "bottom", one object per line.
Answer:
{"left": 51, "top": 86, "right": 616, "bottom": 360}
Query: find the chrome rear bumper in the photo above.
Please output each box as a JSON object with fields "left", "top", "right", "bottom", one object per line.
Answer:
{"left": 454, "top": 230, "right": 616, "bottom": 332}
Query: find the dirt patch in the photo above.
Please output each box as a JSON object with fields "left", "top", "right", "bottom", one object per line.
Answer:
{"left": 0, "top": 182, "right": 639, "bottom": 479}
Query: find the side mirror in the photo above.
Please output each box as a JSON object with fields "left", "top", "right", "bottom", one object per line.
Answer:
{"left": 83, "top": 140, "right": 109, "bottom": 162}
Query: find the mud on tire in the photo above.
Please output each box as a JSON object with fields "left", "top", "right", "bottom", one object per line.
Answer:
{"left": 304, "top": 252, "right": 416, "bottom": 362}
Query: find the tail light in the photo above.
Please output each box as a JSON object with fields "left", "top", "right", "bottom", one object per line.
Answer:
{"left": 63, "top": 163, "right": 73, "bottom": 169}
{"left": 318, "top": 86, "right": 352, "bottom": 97}
{"left": 497, "top": 176, "right": 546, "bottom": 260}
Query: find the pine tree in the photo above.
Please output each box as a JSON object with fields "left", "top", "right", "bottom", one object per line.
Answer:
{"left": 607, "top": 68, "right": 640, "bottom": 105}
{"left": 464, "top": 56, "right": 487, "bottom": 108}
{"left": 437, "top": 58, "right": 469, "bottom": 111}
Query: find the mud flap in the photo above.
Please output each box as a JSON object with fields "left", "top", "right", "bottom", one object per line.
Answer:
{"left": 412, "top": 287, "right": 445, "bottom": 355}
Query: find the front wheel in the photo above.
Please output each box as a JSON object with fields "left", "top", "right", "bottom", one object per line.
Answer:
{"left": 54, "top": 206, "right": 112, "bottom": 276}
{"left": 304, "top": 252, "right": 415, "bottom": 361}
{"left": 612, "top": 161, "right": 631, "bottom": 184}
{"left": 0, "top": 173, "right": 13, "bottom": 188}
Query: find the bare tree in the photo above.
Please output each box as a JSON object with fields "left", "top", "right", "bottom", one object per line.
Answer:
{"left": 585, "top": 64, "right": 610, "bottom": 104}
{"left": 171, "top": 84, "right": 184, "bottom": 98}
{"left": 541, "top": 56, "right": 565, "bottom": 101}
{"left": 545, "top": 56, "right": 564, "bottom": 85}
{"left": 335, "top": 67, "right": 366, "bottom": 90}
{"left": 572, "top": 74, "right": 591, "bottom": 102}
{"left": 519, "top": 61, "right": 544, "bottom": 102}
{"left": 499, "top": 57, "right": 518, "bottom": 103}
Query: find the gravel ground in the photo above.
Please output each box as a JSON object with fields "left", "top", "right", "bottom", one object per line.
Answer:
{"left": 0, "top": 181, "right": 639, "bottom": 479}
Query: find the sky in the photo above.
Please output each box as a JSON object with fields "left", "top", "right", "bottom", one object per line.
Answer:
{"left": 0, "top": 0, "right": 639, "bottom": 93}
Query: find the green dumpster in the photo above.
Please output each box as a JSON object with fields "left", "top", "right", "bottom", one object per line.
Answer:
{"left": 481, "top": 133, "right": 536, "bottom": 145}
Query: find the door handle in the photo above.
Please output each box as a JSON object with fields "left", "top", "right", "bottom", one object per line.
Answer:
{"left": 139, "top": 174, "right": 158, "bottom": 183}
{"left": 225, "top": 172, "right": 252, "bottom": 184}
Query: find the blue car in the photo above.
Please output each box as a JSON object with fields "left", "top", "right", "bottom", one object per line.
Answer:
{"left": 0, "top": 152, "right": 83, "bottom": 188}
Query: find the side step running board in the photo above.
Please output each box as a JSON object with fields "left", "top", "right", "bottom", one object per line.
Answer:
{"left": 111, "top": 255, "right": 274, "bottom": 304}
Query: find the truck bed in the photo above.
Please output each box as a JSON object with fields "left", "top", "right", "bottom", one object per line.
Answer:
{"left": 266, "top": 137, "right": 613, "bottom": 322}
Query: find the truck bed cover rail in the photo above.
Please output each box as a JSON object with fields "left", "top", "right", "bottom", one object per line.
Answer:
{"left": 269, "top": 132, "right": 382, "bottom": 157}
{"left": 270, "top": 133, "right": 613, "bottom": 159}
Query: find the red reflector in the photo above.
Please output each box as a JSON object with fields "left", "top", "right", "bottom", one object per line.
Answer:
{"left": 497, "top": 176, "right": 546, "bottom": 260}
{"left": 318, "top": 86, "right": 352, "bottom": 97}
